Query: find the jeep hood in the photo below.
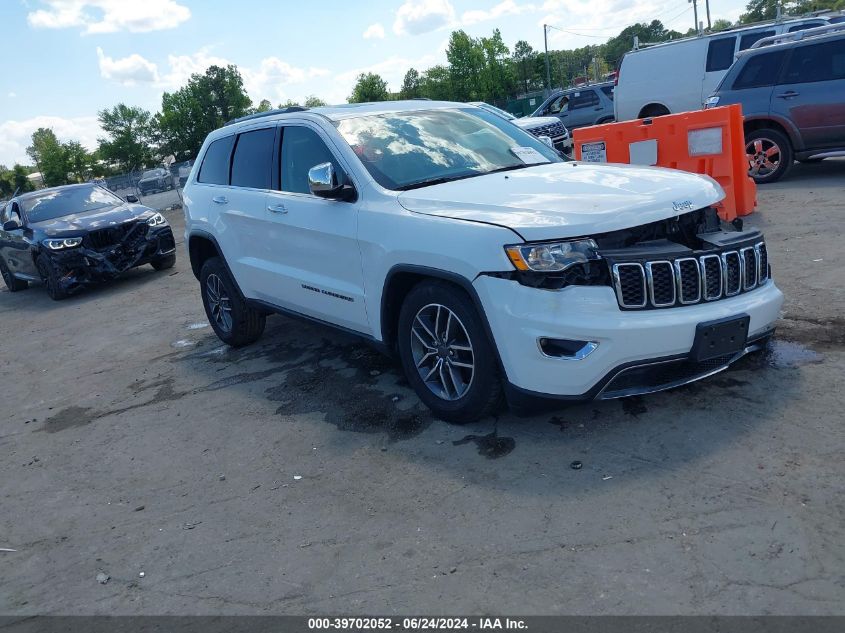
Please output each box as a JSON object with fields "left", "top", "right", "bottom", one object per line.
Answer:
{"left": 397, "top": 162, "right": 724, "bottom": 241}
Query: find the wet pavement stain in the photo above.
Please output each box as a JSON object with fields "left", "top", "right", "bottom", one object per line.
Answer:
{"left": 453, "top": 432, "right": 515, "bottom": 459}
{"left": 39, "top": 406, "right": 98, "bottom": 433}
{"left": 622, "top": 396, "right": 648, "bottom": 417}
{"left": 732, "top": 339, "right": 824, "bottom": 371}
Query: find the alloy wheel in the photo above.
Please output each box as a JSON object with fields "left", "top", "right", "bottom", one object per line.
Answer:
{"left": 410, "top": 303, "right": 475, "bottom": 401}
{"left": 205, "top": 273, "right": 233, "bottom": 333}
{"left": 746, "top": 137, "right": 781, "bottom": 179}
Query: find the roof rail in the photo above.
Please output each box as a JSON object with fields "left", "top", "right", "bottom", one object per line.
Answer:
{"left": 750, "top": 22, "right": 845, "bottom": 48}
{"left": 225, "top": 106, "right": 308, "bottom": 126}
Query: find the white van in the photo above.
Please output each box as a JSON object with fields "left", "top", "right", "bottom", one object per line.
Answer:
{"left": 614, "top": 16, "right": 835, "bottom": 121}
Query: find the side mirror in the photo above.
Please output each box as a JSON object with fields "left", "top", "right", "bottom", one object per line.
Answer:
{"left": 126, "top": 194, "right": 139, "bottom": 203}
{"left": 308, "top": 162, "right": 355, "bottom": 201}
{"left": 3, "top": 220, "right": 21, "bottom": 232}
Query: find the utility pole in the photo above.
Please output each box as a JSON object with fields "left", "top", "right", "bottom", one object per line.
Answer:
{"left": 689, "top": 0, "right": 699, "bottom": 34}
{"left": 543, "top": 24, "right": 552, "bottom": 94}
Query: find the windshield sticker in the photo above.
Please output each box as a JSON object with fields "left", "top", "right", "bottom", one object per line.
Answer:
{"left": 510, "top": 146, "right": 547, "bottom": 165}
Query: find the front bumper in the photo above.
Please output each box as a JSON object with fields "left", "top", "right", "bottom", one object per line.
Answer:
{"left": 474, "top": 275, "right": 784, "bottom": 399}
{"left": 45, "top": 225, "right": 176, "bottom": 293}
{"left": 552, "top": 135, "right": 572, "bottom": 154}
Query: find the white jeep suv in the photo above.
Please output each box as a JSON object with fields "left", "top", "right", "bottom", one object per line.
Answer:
{"left": 182, "top": 101, "right": 783, "bottom": 422}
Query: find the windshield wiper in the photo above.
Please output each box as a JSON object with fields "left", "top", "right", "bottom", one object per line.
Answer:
{"left": 482, "top": 163, "right": 537, "bottom": 176}
{"left": 395, "top": 172, "right": 482, "bottom": 191}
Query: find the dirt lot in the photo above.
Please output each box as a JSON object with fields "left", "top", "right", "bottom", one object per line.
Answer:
{"left": 1, "top": 161, "right": 843, "bottom": 615}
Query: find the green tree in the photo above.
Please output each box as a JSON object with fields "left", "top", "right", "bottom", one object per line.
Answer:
{"left": 11, "top": 164, "right": 35, "bottom": 193}
{"left": 304, "top": 95, "right": 327, "bottom": 107}
{"left": 711, "top": 18, "right": 734, "bottom": 30}
{"left": 97, "top": 104, "right": 155, "bottom": 171}
{"left": 399, "top": 68, "right": 422, "bottom": 99}
{"left": 64, "top": 141, "right": 93, "bottom": 182}
{"left": 419, "top": 65, "right": 453, "bottom": 100}
{"left": 255, "top": 99, "right": 273, "bottom": 112}
{"left": 446, "top": 30, "right": 485, "bottom": 101}
{"left": 26, "top": 128, "right": 69, "bottom": 187}
{"left": 156, "top": 64, "right": 252, "bottom": 160}
{"left": 512, "top": 40, "right": 537, "bottom": 94}
{"left": 479, "top": 29, "right": 512, "bottom": 102}
{"left": 348, "top": 73, "right": 390, "bottom": 103}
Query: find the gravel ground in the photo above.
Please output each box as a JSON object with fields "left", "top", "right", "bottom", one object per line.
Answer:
{"left": 1, "top": 160, "right": 843, "bottom": 615}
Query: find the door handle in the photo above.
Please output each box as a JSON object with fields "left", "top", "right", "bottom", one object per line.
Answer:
{"left": 776, "top": 91, "right": 799, "bottom": 99}
{"left": 212, "top": 196, "right": 228, "bottom": 204}
{"left": 267, "top": 204, "right": 287, "bottom": 214}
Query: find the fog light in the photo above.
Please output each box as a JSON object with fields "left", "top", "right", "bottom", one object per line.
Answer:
{"left": 538, "top": 338, "right": 598, "bottom": 360}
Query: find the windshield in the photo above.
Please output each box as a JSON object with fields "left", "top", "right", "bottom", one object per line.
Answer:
{"left": 336, "top": 108, "right": 561, "bottom": 190}
{"left": 142, "top": 170, "right": 162, "bottom": 179}
{"left": 21, "top": 186, "right": 124, "bottom": 222}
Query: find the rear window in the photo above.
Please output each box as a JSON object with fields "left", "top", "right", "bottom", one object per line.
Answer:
{"left": 231, "top": 128, "right": 275, "bottom": 189}
{"left": 707, "top": 37, "right": 737, "bottom": 72}
{"left": 197, "top": 135, "right": 235, "bottom": 185}
{"left": 781, "top": 39, "right": 845, "bottom": 84}
{"left": 732, "top": 50, "right": 786, "bottom": 89}
{"left": 739, "top": 30, "right": 775, "bottom": 50}
{"left": 600, "top": 85, "right": 615, "bottom": 100}
{"left": 570, "top": 90, "right": 599, "bottom": 109}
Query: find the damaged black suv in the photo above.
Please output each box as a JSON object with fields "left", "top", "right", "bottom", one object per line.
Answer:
{"left": 0, "top": 183, "right": 176, "bottom": 300}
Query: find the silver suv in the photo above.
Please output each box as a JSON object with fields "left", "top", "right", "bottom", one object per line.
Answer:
{"left": 706, "top": 26, "right": 845, "bottom": 183}
{"left": 530, "top": 82, "right": 616, "bottom": 130}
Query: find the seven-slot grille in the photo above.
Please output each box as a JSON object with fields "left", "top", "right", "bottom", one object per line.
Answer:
{"left": 612, "top": 242, "right": 768, "bottom": 309}
{"left": 528, "top": 121, "right": 566, "bottom": 139}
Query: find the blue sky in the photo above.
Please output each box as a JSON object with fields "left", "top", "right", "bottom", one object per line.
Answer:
{"left": 0, "top": 0, "right": 748, "bottom": 165}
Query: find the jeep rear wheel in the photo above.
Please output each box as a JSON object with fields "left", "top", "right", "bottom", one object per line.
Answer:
{"left": 199, "top": 257, "right": 265, "bottom": 347}
{"left": 397, "top": 281, "right": 502, "bottom": 423}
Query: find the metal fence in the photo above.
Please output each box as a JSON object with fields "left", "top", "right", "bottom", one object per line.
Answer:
{"left": 101, "top": 159, "right": 194, "bottom": 212}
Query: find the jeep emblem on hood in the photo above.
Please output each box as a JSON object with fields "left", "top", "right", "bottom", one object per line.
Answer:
{"left": 673, "top": 200, "right": 694, "bottom": 212}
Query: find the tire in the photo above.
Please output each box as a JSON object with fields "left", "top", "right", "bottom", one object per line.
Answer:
{"left": 0, "top": 257, "right": 28, "bottom": 292}
{"left": 36, "top": 253, "right": 69, "bottom": 301}
{"left": 746, "top": 128, "right": 793, "bottom": 184}
{"left": 639, "top": 104, "right": 670, "bottom": 118}
{"left": 397, "top": 280, "right": 502, "bottom": 423}
{"left": 199, "top": 257, "right": 265, "bottom": 347}
{"left": 151, "top": 253, "right": 176, "bottom": 270}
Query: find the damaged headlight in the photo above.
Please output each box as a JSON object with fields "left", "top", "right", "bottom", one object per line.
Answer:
{"left": 147, "top": 213, "right": 166, "bottom": 226}
{"left": 43, "top": 238, "right": 83, "bottom": 250}
{"left": 505, "top": 239, "right": 600, "bottom": 272}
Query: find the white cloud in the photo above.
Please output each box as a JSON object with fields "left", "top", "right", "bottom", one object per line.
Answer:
{"left": 330, "top": 49, "right": 445, "bottom": 103}
{"left": 363, "top": 23, "right": 386, "bottom": 39}
{"left": 462, "top": 0, "right": 535, "bottom": 25}
{"left": 8, "top": 92, "right": 17, "bottom": 98}
{"left": 0, "top": 116, "right": 101, "bottom": 166}
{"left": 393, "top": 0, "right": 456, "bottom": 36}
{"left": 539, "top": 0, "right": 658, "bottom": 46}
{"left": 160, "top": 49, "right": 233, "bottom": 90}
{"left": 97, "top": 47, "right": 159, "bottom": 85}
{"left": 27, "top": 0, "right": 190, "bottom": 34}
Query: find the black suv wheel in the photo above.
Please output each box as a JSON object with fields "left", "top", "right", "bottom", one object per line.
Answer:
{"left": 746, "top": 128, "right": 793, "bottom": 184}
{"left": 199, "top": 257, "right": 266, "bottom": 347}
{"left": 0, "top": 258, "right": 28, "bottom": 292}
{"left": 397, "top": 280, "right": 502, "bottom": 423}
{"left": 36, "top": 253, "right": 69, "bottom": 300}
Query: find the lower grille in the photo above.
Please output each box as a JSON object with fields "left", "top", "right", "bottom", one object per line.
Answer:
{"left": 601, "top": 353, "right": 736, "bottom": 399}
{"left": 611, "top": 241, "right": 767, "bottom": 310}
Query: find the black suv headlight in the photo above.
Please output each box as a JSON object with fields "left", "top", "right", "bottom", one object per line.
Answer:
{"left": 43, "top": 237, "right": 83, "bottom": 250}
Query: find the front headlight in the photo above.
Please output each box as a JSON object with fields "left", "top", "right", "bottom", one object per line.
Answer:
{"left": 43, "top": 238, "right": 82, "bottom": 250}
{"left": 147, "top": 213, "right": 166, "bottom": 226}
{"left": 505, "top": 239, "right": 600, "bottom": 272}
{"left": 704, "top": 95, "right": 720, "bottom": 109}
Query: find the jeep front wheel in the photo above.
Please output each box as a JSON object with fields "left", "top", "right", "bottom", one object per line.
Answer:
{"left": 199, "top": 257, "right": 265, "bottom": 347}
{"left": 397, "top": 281, "right": 502, "bottom": 423}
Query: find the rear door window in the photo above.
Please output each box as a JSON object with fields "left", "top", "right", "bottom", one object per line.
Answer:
{"left": 197, "top": 135, "right": 235, "bottom": 185}
{"left": 230, "top": 128, "right": 275, "bottom": 189}
{"left": 739, "top": 30, "right": 775, "bottom": 50}
{"left": 600, "top": 85, "right": 615, "bottom": 101}
{"left": 781, "top": 39, "right": 845, "bottom": 84}
{"left": 732, "top": 50, "right": 787, "bottom": 89}
{"left": 706, "top": 37, "right": 737, "bottom": 71}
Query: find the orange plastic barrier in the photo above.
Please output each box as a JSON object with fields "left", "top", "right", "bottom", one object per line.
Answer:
{"left": 573, "top": 105, "right": 755, "bottom": 222}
